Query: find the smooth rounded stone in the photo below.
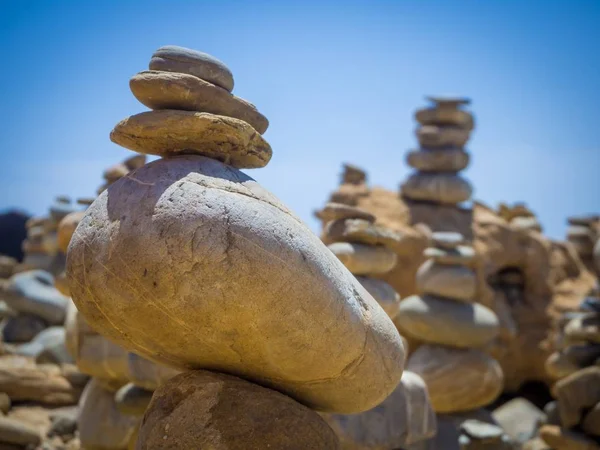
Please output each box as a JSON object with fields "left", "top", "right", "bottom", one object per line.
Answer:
{"left": 78, "top": 379, "right": 139, "bottom": 450}
{"left": 553, "top": 367, "right": 600, "bottom": 428}
{"left": 0, "top": 355, "right": 82, "bottom": 405}
{"left": 115, "top": 383, "right": 153, "bottom": 417}
{"left": 396, "top": 295, "right": 499, "bottom": 348}
{"left": 545, "top": 344, "right": 600, "bottom": 379}
{"left": 408, "top": 345, "right": 503, "bottom": 414}
{"left": 459, "top": 419, "right": 508, "bottom": 448}
{"left": 0, "top": 392, "right": 10, "bottom": 414}
{"left": 401, "top": 172, "right": 472, "bottom": 205}
{"left": 406, "top": 147, "right": 470, "bottom": 172}
{"left": 323, "top": 219, "right": 404, "bottom": 248}
{"left": 103, "top": 162, "right": 129, "bottom": 182}
{"left": 77, "top": 333, "right": 131, "bottom": 386}
{"left": 565, "top": 313, "right": 600, "bottom": 344}
{"left": 492, "top": 398, "right": 545, "bottom": 444}
{"left": 0, "top": 416, "right": 41, "bottom": 447}
{"left": 110, "top": 110, "right": 272, "bottom": 169}
{"left": 539, "top": 425, "right": 600, "bottom": 450}
{"left": 16, "top": 326, "right": 66, "bottom": 358}
{"left": 316, "top": 202, "right": 376, "bottom": 223}
{"left": 125, "top": 353, "right": 181, "bottom": 391}
{"left": 57, "top": 211, "right": 85, "bottom": 254}
{"left": 416, "top": 125, "right": 470, "bottom": 148}
{"left": 328, "top": 242, "right": 397, "bottom": 275}
{"left": 356, "top": 277, "right": 401, "bottom": 320}
{"left": 1, "top": 315, "right": 47, "bottom": 343}
{"left": 424, "top": 245, "right": 475, "bottom": 266}
{"left": 416, "top": 260, "right": 476, "bottom": 302}
{"left": 415, "top": 107, "right": 474, "bottom": 130}
{"left": 583, "top": 403, "right": 600, "bottom": 437}
{"left": 149, "top": 45, "right": 234, "bottom": 92}
{"left": 67, "top": 155, "right": 405, "bottom": 414}
{"left": 137, "top": 370, "right": 340, "bottom": 450}
{"left": 130, "top": 71, "right": 269, "bottom": 134}
{"left": 4, "top": 271, "right": 68, "bottom": 324}
{"left": 321, "top": 371, "right": 436, "bottom": 449}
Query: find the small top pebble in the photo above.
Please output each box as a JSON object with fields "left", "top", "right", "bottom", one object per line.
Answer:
{"left": 316, "top": 202, "right": 376, "bottom": 223}
{"left": 426, "top": 95, "right": 471, "bottom": 107}
{"left": 149, "top": 45, "right": 234, "bottom": 92}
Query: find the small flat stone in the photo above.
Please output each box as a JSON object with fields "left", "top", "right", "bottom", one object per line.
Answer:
{"left": 115, "top": 383, "right": 153, "bottom": 417}
{"left": 423, "top": 245, "right": 476, "bottom": 265}
{"left": 0, "top": 416, "right": 41, "bottom": 446}
{"left": 328, "top": 242, "right": 397, "bottom": 275}
{"left": 130, "top": 71, "right": 268, "bottom": 134}
{"left": 416, "top": 260, "right": 476, "bottom": 302}
{"left": 315, "top": 202, "right": 375, "bottom": 223}
{"left": 568, "top": 225, "right": 595, "bottom": 240}
{"left": 323, "top": 218, "right": 404, "bottom": 248}
{"left": 110, "top": 110, "right": 272, "bottom": 169}
{"left": 460, "top": 419, "right": 504, "bottom": 442}
{"left": 511, "top": 216, "right": 543, "bottom": 233}
{"left": 539, "top": 424, "right": 600, "bottom": 450}
{"left": 149, "top": 45, "right": 234, "bottom": 92}
{"left": 565, "top": 313, "right": 600, "bottom": 344}
{"left": 568, "top": 215, "right": 600, "bottom": 227}
{"left": 431, "top": 232, "right": 467, "bottom": 249}
{"left": 492, "top": 398, "right": 545, "bottom": 444}
{"left": 415, "top": 107, "right": 474, "bottom": 130}
{"left": 342, "top": 163, "right": 367, "bottom": 184}
{"left": 416, "top": 125, "right": 470, "bottom": 148}
{"left": 426, "top": 95, "right": 471, "bottom": 107}
{"left": 406, "top": 147, "right": 470, "bottom": 172}
{"left": 408, "top": 345, "right": 503, "bottom": 414}
{"left": 583, "top": 402, "right": 600, "bottom": 437}
{"left": 396, "top": 295, "right": 499, "bottom": 348}
{"left": 76, "top": 197, "right": 95, "bottom": 206}
{"left": 552, "top": 366, "right": 600, "bottom": 428}
{"left": 401, "top": 173, "right": 472, "bottom": 205}
{"left": 356, "top": 276, "right": 401, "bottom": 319}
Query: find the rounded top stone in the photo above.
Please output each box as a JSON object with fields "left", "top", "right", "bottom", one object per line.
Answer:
{"left": 426, "top": 95, "right": 471, "bottom": 107}
{"left": 150, "top": 45, "right": 234, "bottom": 92}
{"left": 431, "top": 231, "right": 466, "bottom": 249}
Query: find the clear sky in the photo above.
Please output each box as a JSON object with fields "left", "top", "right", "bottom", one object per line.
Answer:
{"left": 1, "top": 0, "right": 598, "bottom": 240}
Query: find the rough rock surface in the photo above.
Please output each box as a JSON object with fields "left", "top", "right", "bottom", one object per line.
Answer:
{"left": 130, "top": 71, "right": 268, "bottom": 134}
{"left": 110, "top": 110, "right": 272, "bottom": 169}
{"left": 407, "top": 344, "right": 503, "bottom": 413}
{"left": 136, "top": 370, "right": 340, "bottom": 450}
{"left": 67, "top": 155, "right": 405, "bottom": 413}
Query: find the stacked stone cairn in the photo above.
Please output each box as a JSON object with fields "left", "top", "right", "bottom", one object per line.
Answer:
{"left": 395, "top": 231, "right": 510, "bottom": 448}
{"left": 400, "top": 96, "right": 474, "bottom": 207}
{"left": 315, "top": 202, "right": 437, "bottom": 449}
{"left": 66, "top": 45, "right": 406, "bottom": 449}
{"left": 498, "top": 202, "right": 543, "bottom": 233}
{"left": 566, "top": 215, "right": 600, "bottom": 274}
{"left": 538, "top": 295, "right": 600, "bottom": 449}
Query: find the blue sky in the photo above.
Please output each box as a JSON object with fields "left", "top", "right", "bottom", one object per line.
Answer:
{"left": 0, "top": 0, "right": 598, "bottom": 240}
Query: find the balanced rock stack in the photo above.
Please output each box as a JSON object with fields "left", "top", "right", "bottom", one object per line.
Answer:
{"left": 322, "top": 203, "right": 402, "bottom": 320}
{"left": 538, "top": 296, "right": 600, "bottom": 449}
{"left": 396, "top": 232, "right": 504, "bottom": 415}
{"left": 67, "top": 45, "right": 405, "bottom": 449}
{"left": 566, "top": 215, "right": 600, "bottom": 274}
{"left": 96, "top": 153, "right": 147, "bottom": 195}
{"left": 498, "top": 202, "right": 543, "bottom": 233}
{"left": 400, "top": 96, "right": 474, "bottom": 207}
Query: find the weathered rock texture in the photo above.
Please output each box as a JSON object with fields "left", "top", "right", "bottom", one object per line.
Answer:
{"left": 136, "top": 370, "right": 340, "bottom": 450}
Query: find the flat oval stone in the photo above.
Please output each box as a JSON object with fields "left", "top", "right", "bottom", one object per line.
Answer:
{"left": 110, "top": 110, "right": 272, "bottom": 169}
{"left": 137, "top": 370, "right": 340, "bottom": 450}
{"left": 406, "top": 147, "right": 470, "bottom": 172}
{"left": 416, "top": 125, "right": 470, "bottom": 148}
{"left": 415, "top": 107, "right": 474, "bottom": 130}
{"left": 401, "top": 173, "right": 472, "bottom": 205}
{"left": 316, "top": 202, "right": 375, "bottom": 223}
{"left": 356, "top": 276, "right": 401, "bottom": 320}
{"left": 130, "top": 71, "right": 268, "bottom": 134}
{"left": 407, "top": 345, "right": 503, "bottom": 414}
{"left": 328, "top": 242, "right": 397, "bottom": 275}
{"left": 426, "top": 95, "right": 471, "bottom": 107}
{"left": 323, "top": 219, "right": 404, "bottom": 248}
{"left": 67, "top": 155, "right": 405, "bottom": 413}
{"left": 510, "top": 216, "right": 542, "bottom": 233}
{"left": 396, "top": 295, "right": 499, "bottom": 348}
{"left": 424, "top": 245, "right": 476, "bottom": 266}
{"left": 416, "top": 260, "right": 476, "bottom": 302}
{"left": 149, "top": 45, "right": 234, "bottom": 92}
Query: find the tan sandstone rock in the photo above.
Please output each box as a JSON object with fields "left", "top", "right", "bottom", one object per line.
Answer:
{"left": 401, "top": 173, "right": 472, "bottom": 205}
{"left": 136, "top": 370, "right": 340, "bottom": 450}
{"left": 416, "top": 125, "right": 470, "bottom": 148}
{"left": 406, "top": 147, "right": 470, "bottom": 172}
{"left": 416, "top": 259, "right": 477, "bottom": 302}
{"left": 57, "top": 211, "right": 85, "bottom": 254}
{"left": 110, "top": 110, "right": 272, "bottom": 169}
{"left": 316, "top": 202, "right": 376, "bottom": 223}
{"left": 328, "top": 242, "right": 397, "bottom": 275}
{"left": 67, "top": 155, "right": 405, "bottom": 413}
{"left": 356, "top": 277, "right": 401, "bottom": 320}
{"left": 408, "top": 345, "right": 503, "bottom": 413}
{"left": 130, "top": 71, "right": 268, "bottom": 134}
